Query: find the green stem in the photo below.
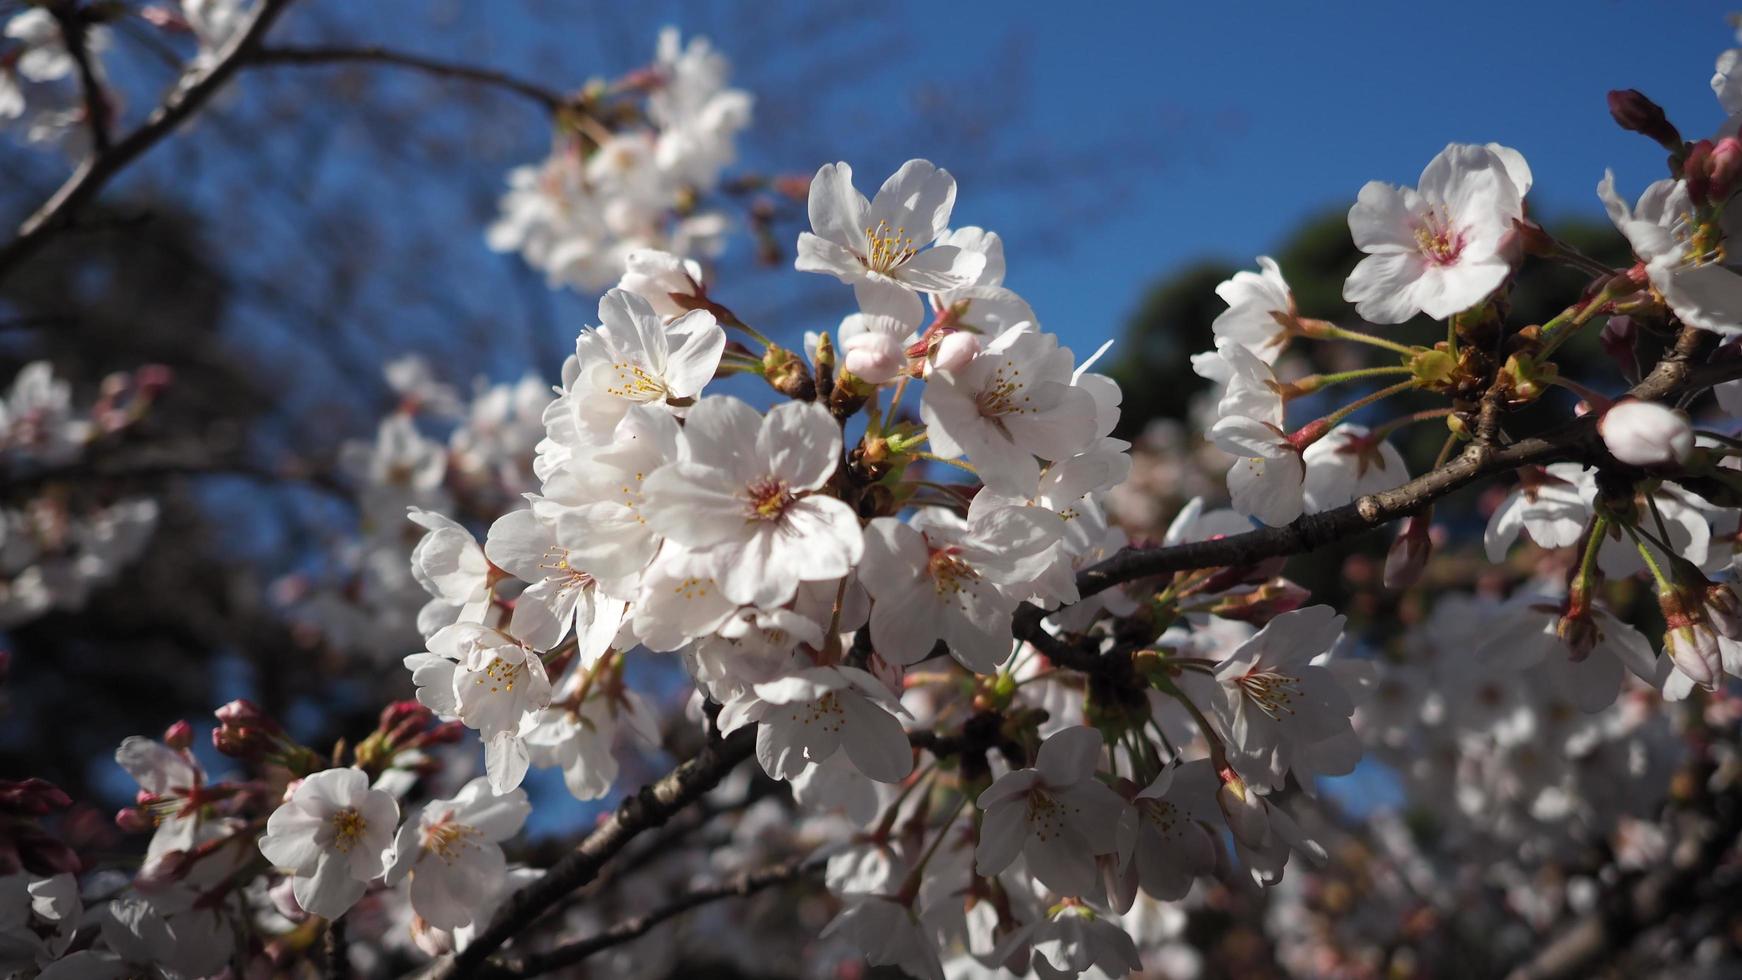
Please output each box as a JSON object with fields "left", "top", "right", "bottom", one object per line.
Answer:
{"left": 1294, "top": 365, "right": 1416, "bottom": 395}
{"left": 1370, "top": 407, "right": 1454, "bottom": 442}
{"left": 1625, "top": 524, "right": 1674, "bottom": 590}
{"left": 914, "top": 451, "right": 977, "bottom": 475}
{"left": 1315, "top": 379, "right": 1422, "bottom": 432}
{"left": 1302, "top": 321, "right": 1419, "bottom": 356}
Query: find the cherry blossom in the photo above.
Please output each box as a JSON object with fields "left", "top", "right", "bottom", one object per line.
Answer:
{"left": 257, "top": 769, "right": 399, "bottom": 919}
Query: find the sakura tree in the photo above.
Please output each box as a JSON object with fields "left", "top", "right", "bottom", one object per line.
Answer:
{"left": 3, "top": 3, "right": 1742, "bottom": 980}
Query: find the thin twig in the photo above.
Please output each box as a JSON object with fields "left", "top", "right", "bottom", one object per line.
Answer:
{"left": 0, "top": 0, "right": 299, "bottom": 283}
{"left": 499, "top": 858, "right": 823, "bottom": 977}
{"left": 248, "top": 44, "right": 570, "bottom": 112}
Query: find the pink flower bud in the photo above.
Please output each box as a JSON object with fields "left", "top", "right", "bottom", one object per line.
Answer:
{"left": 214, "top": 699, "right": 280, "bottom": 734}
{"left": 114, "top": 807, "right": 154, "bottom": 834}
{"left": 1710, "top": 137, "right": 1742, "bottom": 201}
{"left": 378, "top": 700, "right": 433, "bottom": 733}
{"left": 1600, "top": 315, "right": 1638, "bottom": 374}
{"left": 1608, "top": 89, "right": 1682, "bottom": 149}
{"left": 0, "top": 779, "right": 71, "bottom": 816}
{"left": 1599, "top": 400, "right": 1692, "bottom": 466}
{"left": 842, "top": 331, "right": 905, "bottom": 385}
{"left": 162, "top": 721, "right": 193, "bottom": 751}
{"left": 929, "top": 331, "right": 981, "bottom": 375}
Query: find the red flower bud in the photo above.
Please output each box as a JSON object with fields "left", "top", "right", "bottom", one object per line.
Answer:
{"left": 0, "top": 779, "right": 72, "bottom": 816}
{"left": 1607, "top": 89, "right": 1682, "bottom": 149}
{"left": 162, "top": 720, "right": 193, "bottom": 751}
{"left": 115, "top": 807, "right": 154, "bottom": 833}
{"left": 214, "top": 699, "right": 280, "bottom": 734}
{"left": 378, "top": 700, "right": 434, "bottom": 733}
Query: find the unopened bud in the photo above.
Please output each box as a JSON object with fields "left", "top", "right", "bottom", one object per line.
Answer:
{"left": 114, "top": 807, "right": 154, "bottom": 834}
{"left": 930, "top": 331, "right": 981, "bottom": 375}
{"left": 1599, "top": 400, "right": 1693, "bottom": 466}
{"left": 1556, "top": 609, "right": 1599, "bottom": 661}
{"left": 1600, "top": 315, "right": 1638, "bottom": 375}
{"left": 422, "top": 721, "right": 467, "bottom": 746}
{"left": 378, "top": 700, "right": 433, "bottom": 734}
{"left": 1384, "top": 513, "right": 1433, "bottom": 590}
{"left": 762, "top": 346, "right": 816, "bottom": 401}
{"left": 162, "top": 720, "right": 193, "bottom": 751}
{"left": 1208, "top": 579, "right": 1310, "bottom": 624}
{"left": 842, "top": 331, "right": 905, "bottom": 385}
{"left": 1665, "top": 623, "right": 1722, "bottom": 689}
{"left": 1710, "top": 137, "right": 1742, "bottom": 201}
{"left": 1608, "top": 89, "right": 1682, "bottom": 149}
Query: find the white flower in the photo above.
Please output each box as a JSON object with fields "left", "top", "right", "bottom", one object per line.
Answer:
{"left": 647, "top": 28, "right": 752, "bottom": 191}
{"left": 821, "top": 896, "right": 944, "bottom": 980}
{"left": 928, "top": 226, "right": 1037, "bottom": 337}
{"left": 523, "top": 677, "right": 661, "bottom": 801}
{"left": 719, "top": 665, "right": 913, "bottom": 784}
{"left": 407, "top": 509, "right": 493, "bottom": 634}
{"left": 795, "top": 159, "right": 987, "bottom": 327}
{"left": 1483, "top": 463, "right": 1590, "bottom": 561}
{"left": 404, "top": 623, "right": 552, "bottom": 793}
{"left": 567, "top": 288, "right": 725, "bottom": 443}
{"left": 919, "top": 324, "right": 1098, "bottom": 496}
{"left": 1120, "top": 760, "right": 1219, "bottom": 901}
{"left": 860, "top": 507, "right": 1052, "bottom": 673}
{"left": 1186, "top": 606, "right": 1353, "bottom": 790}
{"left": 1599, "top": 171, "right": 1742, "bottom": 337}
{"left": 1599, "top": 400, "right": 1693, "bottom": 466}
{"left": 1022, "top": 905, "right": 1144, "bottom": 980}
{"left": 182, "top": 0, "right": 251, "bottom": 60}
{"left": 483, "top": 508, "right": 627, "bottom": 661}
{"left": 1212, "top": 256, "right": 1295, "bottom": 360}
{"left": 975, "top": 727, "right": 1126, "bottom": 896}
{"left": 1300, "top": 423, "right": 1409, "bottom": 512}
{"left": 115, "top": 737, "right": 208, "bottom": 878}
{"left": 1208, "top": 342, "right": 1305, "bottom": 526}
{"left": 257, "top": 769, "right": 399, "bottom": 919}
{"left": 384, "top": 778, "right": 530, "bottom": 931}
{"left": 0, "top": 873, "right": 78, "bottom": 970}
{"left": 1476, "top": 596, "right": 1659, "bottom": 712}
{"left": 1216, "top": 774, "right": 1326, "bottom": 886}
{"left": 617, "top": 248, "right": 706, "bottom": 319}
{"left": 642, "top": 397, "right": 863, "bottom": 608}
{"left": 1344, "top": 143, "right": 1530, "bottom": 323}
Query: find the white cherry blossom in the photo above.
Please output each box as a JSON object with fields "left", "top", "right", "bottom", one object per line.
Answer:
{"left": 257, "top": 769, "right": 399, "bottom": 919}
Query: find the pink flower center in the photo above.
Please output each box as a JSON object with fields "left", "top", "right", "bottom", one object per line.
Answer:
{"left": 745, "top": 478, "right": 794, "bottom": 520}
{"left": 1412, "top": 210, "right": 1466, "bottom": 266}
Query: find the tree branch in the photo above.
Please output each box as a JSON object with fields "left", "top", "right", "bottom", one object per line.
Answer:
{"left": 49, "top": 3, "right": 111, "bottom": 154}
{"left": 431, "top": 725, "right": 758, "bottom": 979}
{"left": 496, "top": 857, "right": 822, "bottom": 977}
{"left": 247, "top": 44, "right": 569, "bottom": 112}
{"left": 0, "top": 0, "right": 299, "bottom": 283}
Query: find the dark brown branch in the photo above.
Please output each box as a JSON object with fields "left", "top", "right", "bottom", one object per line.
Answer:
{"left": 498, "top": 857, "right": 822, "bottom": 977}
{"left": 49, "top": 3, "right": 111, "bottom": 154}
{"left": 0, "top": 0, "right": 298, "bottom": 283}
{"left": 432, "top": 725, "right": 758, "bottom": 979}
{"left": 247, "top": 44, "right": 569, "bottom": 112}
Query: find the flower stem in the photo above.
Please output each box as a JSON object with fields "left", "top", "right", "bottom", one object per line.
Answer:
{"left": 1297, "top": 319, "right": 1420, "bottom": 356}
{"left": 1315, "top": 378, "right": 1421, "bottom": 432}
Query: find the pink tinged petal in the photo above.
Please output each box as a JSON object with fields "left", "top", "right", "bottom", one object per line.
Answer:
{"left": 974, "top": 798, "right": 1028, "bottom": 876}
{"left": 116, "top": 737, "right": 195, "bottom": 796}
{"left": 1416, "top": 258, "right": 1510, "bottom": 320}
{"left": 259, "top": 817, "right": 324, "bottom": 874}
{"left": 806, "top": 161, "right": 870, "bottom": 250}
{"left": 760, "top": 401, "right": 841, "bottom": 491}
{"left": 859, "top": 517, "right": 927, "bottom": 599}
{"left": 870, "top": 578, "right": 943, "bottom": 666}
{"left": 838, "top": 695, "right": 913, "bottom": 783}
{"left": 1036, "top": 727, "right": 1104, "bottom": 787}
{"left": 977, "top": 768, "right": 1043, "bottom": 808}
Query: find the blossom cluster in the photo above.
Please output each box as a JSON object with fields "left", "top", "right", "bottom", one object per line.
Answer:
{"left": 486, "top": 28, "right": 754, "bottom": 292}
